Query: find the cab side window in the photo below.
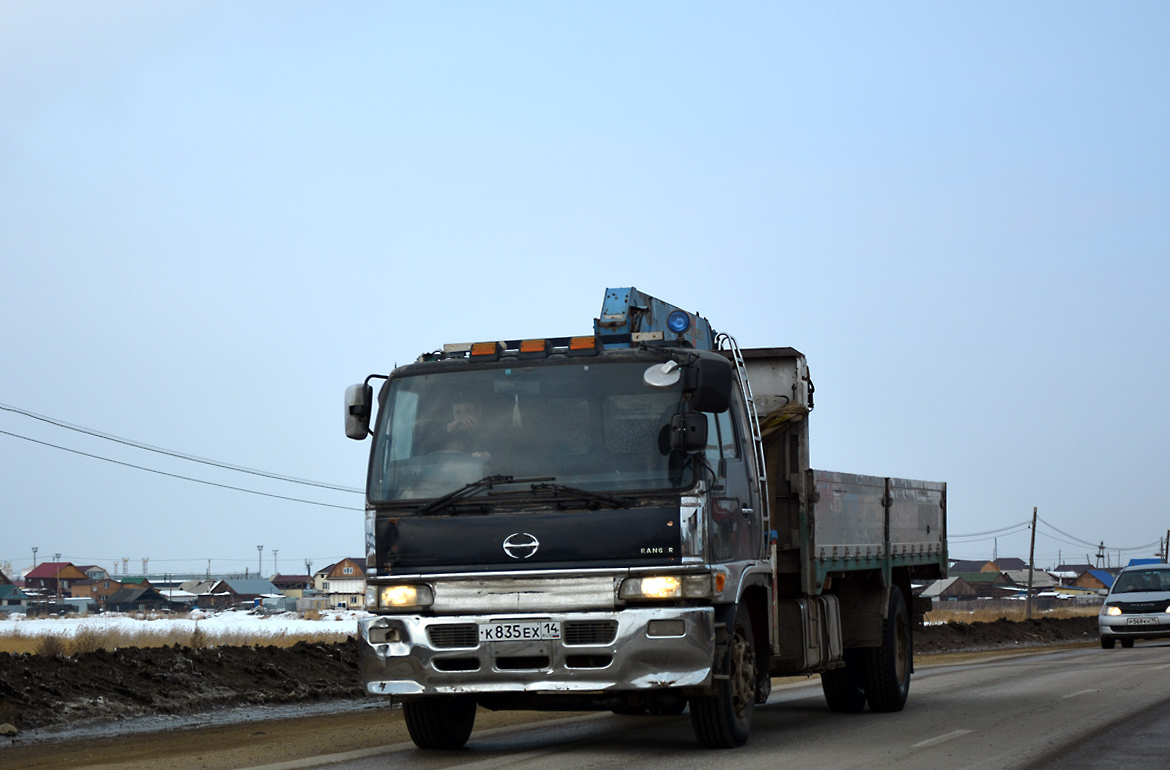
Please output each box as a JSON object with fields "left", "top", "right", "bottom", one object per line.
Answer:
{"left": 705, "top": 409, "right": 740, "bottom": 471}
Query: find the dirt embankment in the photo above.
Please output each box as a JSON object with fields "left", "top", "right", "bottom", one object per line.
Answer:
{"left": 0, "top": 616, "right": 1099, "bottom": 734}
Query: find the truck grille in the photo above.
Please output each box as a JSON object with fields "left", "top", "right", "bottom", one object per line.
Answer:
{"left": 563, "top": 620, "right": 618, "bottom": 646}
{"left": 1115, "top": 601, "right": 1170, "bottom": 614}
{"left": 427, "top": 624, "right": 478, "bottom": 648}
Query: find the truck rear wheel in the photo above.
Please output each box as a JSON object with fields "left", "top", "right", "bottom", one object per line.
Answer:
{"left": 403, "top": 695, "right": 477, "bottom": 749}
{"left": 689, "top": 604, "right": 756, "bottom": 748}
{"left": 821, "top": 652, "right": 867, "bottom": 713}
{"left": 861, "top": 586, "right": 911, "bottom": 712}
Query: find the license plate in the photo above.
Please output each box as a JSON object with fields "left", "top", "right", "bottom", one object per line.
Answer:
{"left": 1127, "top": 617, "right": 1157, "bottom": 626}
{"left": 479, "top": 620, "right": 561, "bottom": 642}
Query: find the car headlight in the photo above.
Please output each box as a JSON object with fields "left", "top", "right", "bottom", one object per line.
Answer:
{"left": 620, "top": 574, "right": 713, "bottom": 601}
{"left": 368, "top": 583, "right": 434, "bottom": 611}
{"left": 1105, "top": 605, "right": 1122, "bottom": 616}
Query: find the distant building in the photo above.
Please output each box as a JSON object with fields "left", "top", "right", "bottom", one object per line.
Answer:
{"left": 0, "top": 584, "right": 29, "bottom": 609}
{"left": 77, "top": 565, "right": 113, "bottom": 582}
{"left": 272, "top": 575, "right": 313, "bottom": 599}
{"left": 196, "top": 578, "right": 281, "bottom": 610}
{"left": 24, "top": 562, "right": 88, "bottom": 596}
{"left": 106, "top": 586, "right": 169, "bottom": 613}
{"left": 920, "top": 576, "right": 978, "bottom": 601}
{"left": 950, "top": 571, "right": 1015, "bottom": 598}
{"left": 315, "top": 559, "right": 366, "bottom": 609}
{"left": 70, "top": 577, "right": 122, "bottom": 605}
{"left": 1002, "top": 570, "right": 1059, "bottom": 592}
{"left": 950, "top": 558, "right": 1029, "bottom": 574}
{"left": 1074, "top": 570, "right": 1115, "bottom": 591}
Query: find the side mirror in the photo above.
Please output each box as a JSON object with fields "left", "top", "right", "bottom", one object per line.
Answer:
{"left": 1098, "top": 588, "right": 1108, "bottom": 597}
{"left": 669, "top": 412, "right": 708, "bottom": 452}
{"left": 345, "top": 383, "right": 373, "bottom": 440}
{"left": 684, "top": 353, "right": 732, "bottom": 413}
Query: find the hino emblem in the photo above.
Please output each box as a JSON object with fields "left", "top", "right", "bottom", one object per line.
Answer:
{"left": 503, "top": 532, "right": 540, "bottom": 560}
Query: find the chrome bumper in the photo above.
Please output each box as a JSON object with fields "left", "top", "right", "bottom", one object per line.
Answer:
{"left": 358, "top": 606, "right": 715, "bottom": 696}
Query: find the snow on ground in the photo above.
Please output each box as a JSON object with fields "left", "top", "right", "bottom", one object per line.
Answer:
{"left": 0, "top": 609, "right": 369, "bottom": 641}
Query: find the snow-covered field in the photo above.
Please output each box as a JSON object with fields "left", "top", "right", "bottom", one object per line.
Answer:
{"left": 0, "top": 608, "right": 368, "bottom": 643}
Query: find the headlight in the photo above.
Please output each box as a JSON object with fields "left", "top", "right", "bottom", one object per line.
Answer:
{"left": 1105, "top": 605, "right": 1122, "bottom": 616}
{"left": 369, "top": 583, "right": 434, "bottom": 611}
{"left": 620, "top": 574, "right": 713, "bottom": 601}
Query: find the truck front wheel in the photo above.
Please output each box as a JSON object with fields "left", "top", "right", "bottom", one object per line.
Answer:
{"left": 689, "top": 604, "right": 756, "bottom": 748}
{"left": 403, "top": 695, "right": 477, "bottom": 749}
{"left": 861, "top": 586, "right": 911, "bottom": 712}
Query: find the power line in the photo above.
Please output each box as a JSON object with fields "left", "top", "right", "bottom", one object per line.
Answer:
{"left": 0, "top": 429, "right": 361, "bottom": 511}
{"left": 949, "top": 521, "right": 1031, "bottom": 539}
{"left": 0, "top": 402, "right": 361, "bottom": 493}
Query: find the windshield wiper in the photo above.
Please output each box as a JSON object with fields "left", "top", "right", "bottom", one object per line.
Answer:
{"left": 528, "top": 482, "right": 633, "bottom": 510}
{"left": 416, "top": 475, "right": 551, "bottom": 516}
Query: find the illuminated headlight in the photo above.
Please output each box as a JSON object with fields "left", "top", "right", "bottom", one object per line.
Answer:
{"left": 620, "top": 574, "right": 712, "bottom": 601}
{"left": 368, "top": 583, "right": 434, "bottom": 611}
{"left": 1105, "top": 605, "right": 1122, "bottom": 616}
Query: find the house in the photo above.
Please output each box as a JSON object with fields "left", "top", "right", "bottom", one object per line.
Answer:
{"left": 24, "top": 562, "right": 88, "bottom": 596}
{"left": 69, "top": 578, "right": 124, "bottom": 606}
{"left": 1002, "top": 570, "right": 1059, "bottom": 592}
{"left": 120, "top": 576, "right": 154, "bottom": 589}
{"left": 272, "top": 575, "right": 313, "bottom": 599}
{"left": 951, "top": 572, "right": 1015, "bottom": 598}
{"left": 950, "top": 558, "right": 1029, "bottom": 574}
{"left": 315, "top": 558, "right": 366, "bottom": 609}
{"left": 77, "top": 565, "right": 113, "bottom": 582}
{"left": 1074, "top": 570, "right": 1115, "bottom": 591}
{"left": 920, "top": 576, "right": 977, "bottom": 601}
{"left": 106, "top": 586, "right": 169, "bottom": 613}
{"left": 196, "top": 578, "right": 281, "bottom": 610}
{"left": 0, "top": 584, "right": 30, "bottom": 609}
{"left": 0, "top": 570, "right": 12, "bottom": 585}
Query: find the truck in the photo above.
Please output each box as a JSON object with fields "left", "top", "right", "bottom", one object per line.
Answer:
{"left": 344, "top": 287, "right": 947, "bottom": 749}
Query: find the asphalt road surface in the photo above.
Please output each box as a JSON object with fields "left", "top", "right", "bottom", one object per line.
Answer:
{"left": 237, "top": 643, "right": 1170, "bottom": 770}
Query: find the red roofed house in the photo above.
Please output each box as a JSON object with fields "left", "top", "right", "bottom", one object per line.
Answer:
{"left": 24, "top": 562, "right": 88, "bottom": 597}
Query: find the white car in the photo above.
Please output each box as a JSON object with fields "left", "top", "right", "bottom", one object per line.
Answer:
{"left": 1099, "top": 564, "right": 1170, "bottom": 649}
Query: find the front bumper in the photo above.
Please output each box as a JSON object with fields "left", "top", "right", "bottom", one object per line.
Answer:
{"left": 358, "top": 606, "right": 715, "bottom": 697}
{"left": 1099, "top": 614, "right": 1170, "bottom": 639}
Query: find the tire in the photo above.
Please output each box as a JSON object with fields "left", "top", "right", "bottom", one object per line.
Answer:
{"left": 1120, "top": 638, "right": 1135, "bottom": 649}
{"left": 402, "top": 696, "right": 477, "bottom": 749}
{"left": 1101, "top": 637, "right": 1116, "bottom": 649}
{"left": 861, "top": 586, "right": 911, "bottom": 713}
{"left": 821, "top": 653, "right": 867, "bottom": 713}
{"left": 690, "top": 604, "right": 757, "bottom": 748}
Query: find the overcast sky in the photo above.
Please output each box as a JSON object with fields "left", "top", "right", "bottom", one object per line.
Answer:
{"left": 2, "top": 3, "right": 1167, "bottom": 578}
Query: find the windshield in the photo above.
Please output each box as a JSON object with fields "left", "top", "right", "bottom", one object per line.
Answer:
{"left": 1112, "top": 569, "right": 1170, "bottom": 594}
{"left": 368, "top": 359, "right": 693, "bottom": 503}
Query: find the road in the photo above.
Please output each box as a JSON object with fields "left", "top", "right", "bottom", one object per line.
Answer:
{"left": 237, "top": 643, "right": 1170, "bottom": 770}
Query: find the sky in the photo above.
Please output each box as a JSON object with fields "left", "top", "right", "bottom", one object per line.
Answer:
{"left": 2, "top": 2, "right": 1168, "bottom": 578}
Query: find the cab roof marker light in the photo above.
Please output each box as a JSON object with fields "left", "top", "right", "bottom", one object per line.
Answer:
{"left": 567, "top": 336, "right": 601, "bottom": 356}
{"left": 443, "top": 342, "right": 473, "bottom": 354}
{"left": 519, "top": 339, "right": 551, "bottom": 358}
{"left": 470, "top": 341, "right": 502, "bottom": 361}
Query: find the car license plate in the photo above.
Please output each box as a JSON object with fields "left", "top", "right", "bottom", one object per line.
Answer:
{"left": 479, "top": 620, "right": 560, "bottom": 642}
{"left": 1127, "top": 617, "right": 1157, "bottom": 626}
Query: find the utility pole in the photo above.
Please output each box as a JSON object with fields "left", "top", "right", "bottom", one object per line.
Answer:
{"left": 1026, "top": 507, "right": 1037, "bottom": 620}
{"left": 1165, "top": 530, "right": 1169, "bottom": 564}
{"left": 257, "top": 545, "right": 263, "bottom": 578}
{"left": 31, "top": 547, "right": 38, "bottom": 569}
{"left": 273, "top": 549, "right": 279, "bottom": 577}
